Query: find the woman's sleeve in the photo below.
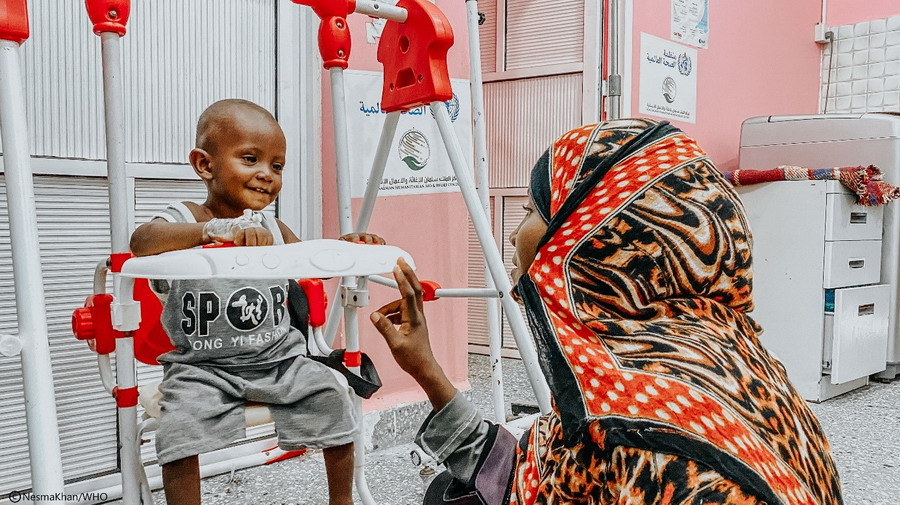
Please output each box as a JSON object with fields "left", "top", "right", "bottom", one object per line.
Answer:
{"left": 415, "top": 392, "right": 492, "bottom": 482}
{"left": 415, "top": 392, "right": 519, "bottom": 505}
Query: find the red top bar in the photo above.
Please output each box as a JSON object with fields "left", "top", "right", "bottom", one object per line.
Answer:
{"left": 85, "top": 0, "right": 130, "bottom": 36}
{"left": 377, "top": 0, "right": 453, "bottom": 112}
{"left": 292, "top": 0, "right": 356, "bottom": 69}
{"left": 0, "top": 0, "right": 29, "bottom": 44}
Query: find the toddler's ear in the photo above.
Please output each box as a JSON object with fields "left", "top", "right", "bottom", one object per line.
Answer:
{"left": 189, "top": 148, "right": 213, "bottom": 180}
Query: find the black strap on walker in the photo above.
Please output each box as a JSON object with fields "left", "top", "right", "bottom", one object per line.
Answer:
{"left": 287, "top": 280, "right": 383, "bottom": 399}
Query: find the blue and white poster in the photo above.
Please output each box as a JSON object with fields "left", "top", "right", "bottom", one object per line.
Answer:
{"left": 672, "top": 0, "right": 709, "bottom": 49}
{"left": 639, "top": 33, "right": 698, "bottom": 124}
{"left": 344, "top": 70, "right": 471, "bottom": 197}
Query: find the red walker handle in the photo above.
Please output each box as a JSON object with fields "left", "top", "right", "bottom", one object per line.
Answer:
{"left": 0, "top": 0, "right": 29, "bottom": 44}
{"left": 292, "top": 0, "right": 355, "bottom": 69}
{"left": 377, "top": 0, "right": 453, "bottom": 112}
{"left": 85, "top": 0, "right": 130, "bottom": 36}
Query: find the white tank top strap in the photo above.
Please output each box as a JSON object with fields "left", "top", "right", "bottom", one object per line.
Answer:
{"left": 151, "top": 201, "right": 197, "bottom": 224}
{"left": 261, "top": 211, "right": 285, "bottom": 245}
{"left": 153, "top": 202, "right": 282, "bottom": 244}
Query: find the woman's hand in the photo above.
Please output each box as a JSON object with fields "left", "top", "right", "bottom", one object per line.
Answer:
{"left": 370, "top": 258, "right": 457, "bottom": 411}
{"left": 339, "top": 232, "right": 386, "bottom": 245}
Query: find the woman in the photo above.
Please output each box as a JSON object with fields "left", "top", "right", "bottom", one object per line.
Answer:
{"left": 370, "top": 119, "right": 842, "bottom": 505}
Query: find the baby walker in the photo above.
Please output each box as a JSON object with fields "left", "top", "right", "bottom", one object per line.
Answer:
{"left": 3, "top": 0, "right": 553, "bottom": 503}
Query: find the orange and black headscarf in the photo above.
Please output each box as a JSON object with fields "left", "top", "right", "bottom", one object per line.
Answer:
{"left": 518, "top": 119, "right": 842, "bottom": 505}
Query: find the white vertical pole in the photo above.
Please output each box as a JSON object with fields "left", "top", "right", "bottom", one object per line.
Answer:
{"left": 324, "top": 67, "right": 355, "bottom": 346}
{"left": 342, "top": 284, "right": 376, "bottom": 505}
{"left": 97, "top": 28, "right": 142, "bottom": 505}
{"left": 114, "top": 334, "right": 141, "bottom": 505}
{"left": 431, "top": 102, "right": 551, "bottom": 414}
{"left": 465, "top": 0, "right": 505, "bottom": 423}
{"left": 0, "top": 39, "right": 66, "bottom": 499}
{"left": 100, "top": 32, "right": 129, "bottom": 254}
{"left": 607, "top": 0, "right": 622, "bottom": 120}
{"left": 326, "top": 64, "right": 377, "bottom": 503}
{"left": 329, "top": 67, "right": 354, "bottom": 236}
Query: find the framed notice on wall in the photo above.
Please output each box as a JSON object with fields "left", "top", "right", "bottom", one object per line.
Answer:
{"left": 343, "top": 70, "right": 472, "bottom": 198}
{"left": 672, "top": 0, "right": 709, "bottom": 49}
{"left": 639, "top": 33, "right": 698, "bottom": 124}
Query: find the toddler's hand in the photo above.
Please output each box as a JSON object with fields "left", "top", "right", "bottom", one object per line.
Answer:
{"left": 370, "top": 258, "right": 437, "bottom": 381}
{"left": 202, "top": 209, "right": 270, "bottom": 245}
{"left": 339, "top": 232, "right": 386, "bottom": 245}
{"left": 232, "top": 226, "right": 274, "bottom": 246}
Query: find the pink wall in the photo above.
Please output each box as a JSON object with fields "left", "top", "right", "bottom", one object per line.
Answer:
{"left": 630, "top": 1, "right": 823, "bottom": 170}
{"left": 319, "top": 1, "right": 473, "bottom": 410}
{"left": 827, "top": 0, "right": 900, "bottom": 26}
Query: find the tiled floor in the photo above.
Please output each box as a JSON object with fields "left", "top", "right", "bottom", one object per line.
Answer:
{"left": 139, "top": 355, "right": 900, "bottom": 505}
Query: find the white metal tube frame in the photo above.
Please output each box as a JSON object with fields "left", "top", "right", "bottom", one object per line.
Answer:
{"left": 354, "top": 0, "right": 408, "bottom": 22}
{"left": 96, "top": 25, "right": 146, "bottom": 505}
{"left": 109, "top": 276, "right": 143, "bottom": 505}
{"left": 368, "top": 275, "right": 497, "bottom": 299}
{"left": 0, "top": 38, "right": 66, "bottom": 499}
{"left": 466, "top": 0, "right": 506, "bottom": 422}
{"left": 430, "top": 102, "right": 551, "bottom": 413}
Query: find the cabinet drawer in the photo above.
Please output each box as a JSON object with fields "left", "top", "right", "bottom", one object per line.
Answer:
{"left": 825, "top": 194, "right": 883, "bottom": 241}
{"left": 823, "top": 240, "right": 882, "bottom": 288}
{"left": 824, "top": 284, "right": 890, "bottom": 384}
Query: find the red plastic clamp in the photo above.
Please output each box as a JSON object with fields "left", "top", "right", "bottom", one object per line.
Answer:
{"left": 85, "top": 0, "right": 130, "bottom": 36}
{"left": 377, "top": 0, "right": 453, "bottom": 112}
{"left": 108, "top": 252, "right": 132, "bottom": 273}
{"left": 299, "top": 278, "right": 328, "bottom": 328}
{"left": 72, "top": 294, "right": 119, "bottom": 355}
{"left": 292, "top": 0, "right": 355, "bottom": 69}
{"left": 0, "top": 0, "right": 29, "bottom": 44}
{"left": 113, "top": 386, "right": 139, "bottom": 408}
{"left": 420, "top": 280, "right": 441, "bottom": 302}
{"left": 344, "top": 350, "right": 362, "bottom": 368}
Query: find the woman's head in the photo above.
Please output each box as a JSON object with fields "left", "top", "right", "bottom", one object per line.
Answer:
{"left": 515, "top": 118, "right": 754, "bottom": 318}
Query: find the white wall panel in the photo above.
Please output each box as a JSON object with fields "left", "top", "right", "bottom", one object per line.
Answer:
{"left": 505, "top": 0, "right": 584, "bottom": 70}
{"left": 485, "top": 73, "right": 583, "bottom": 188}
{"left": 478, "top": 0, "right": 498, "bottom": 74}
{"left": 821, "top": 15, "right": 900, "bottom": 113}
{"left": 122, "top": 0, "right": 277, "bottom": 164}
{"left": 0, "top": 177, "right": 118, "bottom": 494}
{"left": 11, "top": 0, "right": 277, "bottom": 165}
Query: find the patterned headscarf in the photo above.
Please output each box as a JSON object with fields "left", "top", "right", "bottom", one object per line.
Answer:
{"left": 517, "top": 119, "right": 842, "bottom": 505}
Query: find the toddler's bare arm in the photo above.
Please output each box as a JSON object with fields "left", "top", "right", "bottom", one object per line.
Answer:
{"left": 130, "top": 219, "right": 208, "bottom": 257}
{"left": 131, "top": 216, "right": 274, "bottom": 256}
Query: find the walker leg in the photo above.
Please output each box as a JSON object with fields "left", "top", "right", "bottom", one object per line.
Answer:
{"left": 0, "top": 36, "right": 66, "bottom": 499}
{"left": 430, "top": 103, "right": 552, "bottom": 414}
{"left": 341, "top": 280, "right": 377, "bottom": 505}
{"left": 464, "top": 0, "right": 506, "bottom": 422}
{"left": 325, "top": 111, "right": 401, "bottom": 346}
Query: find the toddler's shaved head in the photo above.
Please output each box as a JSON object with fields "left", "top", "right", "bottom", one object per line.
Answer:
{"left": 195, "top": 99, "right": 278, "bottom": 154}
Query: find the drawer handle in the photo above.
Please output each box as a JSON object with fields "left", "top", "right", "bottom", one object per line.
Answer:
{"left": 850, "top": 212, "right": 868, "bottom": 225}
{"left": 858, "top": 303, "right": 875, "bottom": 316}
{"left": 848, "top": 259, "right": 865, "bottom": 269}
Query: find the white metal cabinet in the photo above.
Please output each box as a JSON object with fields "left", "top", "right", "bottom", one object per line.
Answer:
{"left": 737, "top": 181, "right": 889, "bottom": 402}
{"left": 740, "top": 113, "right": 900, "bottom": 380}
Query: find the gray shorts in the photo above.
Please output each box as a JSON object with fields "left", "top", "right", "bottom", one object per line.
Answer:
{"left": 155, "top": 355, "right": 358, "bottom": 466}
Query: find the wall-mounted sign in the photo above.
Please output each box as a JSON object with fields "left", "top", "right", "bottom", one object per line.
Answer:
{"left": 639, "top": 33, "right": 698, "bottom": 124}
{"left": 344, "top": 70, "right": 472, "bottom": 197}
{"left": 672, "top": 0, "right": 709, "bottom": 49}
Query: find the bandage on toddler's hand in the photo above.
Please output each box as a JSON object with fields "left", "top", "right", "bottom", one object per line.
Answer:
{"left": 202, "top": 209, "right": 272, "bottom": 246}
